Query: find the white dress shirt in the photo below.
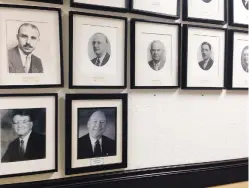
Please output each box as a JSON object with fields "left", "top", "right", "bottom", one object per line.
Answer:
{"left": 18, "top": 48, "right": 32, "bottom": 73}
{"left": 19, "top": 131, "right": 32, "bottom": 153}
{"left": 89, "top": 135, "right": 102, "bottom": 153}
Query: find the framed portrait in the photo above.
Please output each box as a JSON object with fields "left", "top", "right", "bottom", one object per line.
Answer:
{"left": 0, "top": 4, "right": 64, "bottom": 89}
{"left": 70, "top": 0, "right": 129, "bottom": 12}
{"left": 182, "top": 25, "right": 226, "bottom": 89}
{"left": 69, "top": 11, "right": 127, "bottom": 89}
{"left": 229, "top": 0, "right": 249, "bottom": 28}
{"left": 25, "top": 0, "right": 63, "bottom": 4}
{"left": 226, "top": 30, "right": 248, "bottom": 90}
{"left": 130, "top": 0, "right": 180, "bottom": 19}
{"left": 0, "top": 93, "right": 58, "bottom": 178}
{"left": 130, "top": 19, "right": 180, "bottom": 89}
{"left": 65, "top": 94, "right": 127, "bottom": 175}
{"left": 183, "top": 0, "right": 227, "bottom": 24}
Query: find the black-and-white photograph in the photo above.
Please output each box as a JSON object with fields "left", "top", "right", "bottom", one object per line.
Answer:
{"left": 147, "top": 40, "right": 166, "bottom": 71}
{"left": 65, "top": 94, "right": 127, "bottom": 175}
{"left": 131, "top": 0, "right": 179, "bottom": 19}
{"left": 0, "top": 94, "right": 57, "bottom": 178}
{"left": 0, "top": 5, "right": 63, "bottom": 88}
{"left": 182, "top": 25, "right": 226, "bottom": 89}
{"left": 8, "top": 22, "right": 44, "bottom": 74}
{"left": 183, "top": 0, "right": 226, "bottom": 24}
{"left": 242, "top": 0, "right": 249, "bottom": 10}
{"left": 241, "top": 46, "right": 249, "bottom": 72}
{"left": 131, "top": 19, "right": 180, "bottom": 89}
{"left": 202, "top": 0, "right": 212, "bottom": 3}
{"left": 1, "top": 108, "right": 46, "bottom": 163}
{"left": 77, "top": 108, "right": 116, "bottom": 159}
{"left": 70, "top": 12, "right": 126, "bottom": 88}
{"left": 198, "top": 42, "right": 214, "bottom": 71}
{"left": 88, "top": 33, "right": 111, "bottom": 67}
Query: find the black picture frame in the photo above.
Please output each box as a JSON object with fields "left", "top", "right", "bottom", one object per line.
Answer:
{"left": 182, "top": 0, "right": 227, "bottom": 25}
{"left": 130, "top": 0, "right": 180, "bottom": 20}
{"left": 181, "top": 24, "right": 227, "bottom": 90}
{"left": 228, "top": 0, "right": 248, "bottom": 28}
{"left": 130, "top": 19, "right": 181, "bottom": 89}
{"left": 65, "top": 93, "right": 128, "bottom": 175}
{"left": 226, "top": 29, "right": 248, "bottom": 90}
{"left": 25, "top": 0, "right": 63, "bottom": 4}
{"left": 69, "top": 11, "right": 127, "bottom": 89}
{"left": 0, "top": 4, "right": 64, "bottom": 89}
{"left": 0, "top": 93, "right": 58, "bottom": 179}
{"left": 70, "top": 0, "right": 129, "bottom": 12}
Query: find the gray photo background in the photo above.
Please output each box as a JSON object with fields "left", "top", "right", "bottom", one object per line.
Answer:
{"left": 77, "top": 107, "right": 116, "bottom": 140}
{"left": 1, "top": 108, "right": 46, "bottom": 158}
{"left": 87, "top": 33, "right": 111, "bottom": 62}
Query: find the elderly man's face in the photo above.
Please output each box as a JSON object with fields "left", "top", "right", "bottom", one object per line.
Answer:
{"left": 92, "top": 34, "right": 107, "bottom": 58}
{"left": 201, "top": 44, "right": 211, "bottom": 60}
{"left": 87, "top": 111, "right": 107, "bottom": 139}
{"left": 150, "top": 42, "right": 164, "bottom": 62}
{"left": 243, "top": 48, "right": 249, "bottom": 65}
{"left": 17, "top": 25, "right": 40, "bottom": 55}
{"left": 12, "top": 115, "right": 33, "bottom": 137}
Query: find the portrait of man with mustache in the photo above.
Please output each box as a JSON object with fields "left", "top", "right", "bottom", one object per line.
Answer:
{"left": 8, "top": 23, "right": 44, "bottom": 73}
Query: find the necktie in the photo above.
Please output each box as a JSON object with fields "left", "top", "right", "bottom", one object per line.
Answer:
{"left": 19, "top": 139, "right": 25, "bottom": 157}
{"left": 96, "top": 58, "right": 101, "bottom": 66}
{"left": 93, "top": 140, "right": 101, "bottom": 157}
{"left": 24, "top": 56, "right": 29, "bottom": 73}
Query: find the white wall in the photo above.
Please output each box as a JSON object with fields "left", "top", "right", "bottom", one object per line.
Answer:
{"left": 0, "top": 0, "right": 247, "bottom": 185}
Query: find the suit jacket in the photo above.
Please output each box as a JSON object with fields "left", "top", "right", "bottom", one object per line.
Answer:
{"left": 198, "top": 58, "right": 214, "bottom": 71}
{"left": 148, "top": 60, "right": 165, "bottom": 71}
{"left": 1, "top": 131, "right": 46, "bottom": 163}
{"left": 8, "top": 46, "right": 44, "bottom": 73}
{"left": 77, "top": 134, "right": 116, "bottom": 159}
{"left": 91, "top": 53, "right": 110, "bottom": 67}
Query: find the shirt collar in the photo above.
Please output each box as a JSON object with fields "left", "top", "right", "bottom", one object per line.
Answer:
{"left": 19, "top": 130, "right": 32, "bottom": 143}
{"left": 18, "top": 47, "right": 32, "bottom": 66}
{"left": 97, "top": 52, "right": 107, "bottom": 65}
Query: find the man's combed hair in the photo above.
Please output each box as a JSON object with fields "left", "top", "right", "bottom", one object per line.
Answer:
{"left": 12, "top": 109, "right": 33, "bottom": 122}
{"left": 18, "top": 23, "right": 40, "bottom": 37}
{"left": 201, "top": 42, "right": 212, "bottom": 50}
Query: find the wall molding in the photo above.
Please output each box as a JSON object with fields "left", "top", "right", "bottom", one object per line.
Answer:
{"left": 1, "top": 158, "right": 248, "bottom": 188}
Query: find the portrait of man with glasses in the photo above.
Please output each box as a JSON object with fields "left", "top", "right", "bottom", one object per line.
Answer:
{"left": 1, "top": 109, "right": 46, "bottom": 163}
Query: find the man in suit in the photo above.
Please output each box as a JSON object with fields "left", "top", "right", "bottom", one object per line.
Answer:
{"left": 77, "top": 110, "right": 116, "bottom": 159}
{"left": 148, "top": 40, "right": 166, "bottom": 71}
{"left": 198, "top": 42, "right": 214, "bottom": 71}
{"left": 242, "top": 0, "right": 248, "bottom": 10}
{"left": 241, "top": 46, "right": 249, "bottom": 73}
{"left": 1, "top": 109, "right": 46, "bottom": 163}
{"left": 91, "top": 33, "right": 110, "bottom": 67}
{"left": 8, "top": 23, "right": 43, "bottom": 73}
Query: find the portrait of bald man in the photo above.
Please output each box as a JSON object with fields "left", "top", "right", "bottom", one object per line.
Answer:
{"left": 198, "top": 42, "right": 214, "bottom": 71}
{"left": 90, "top": 33, "right": 111, "bottom": 67}
{"left": 77, "top": 110, "right": 116, "bottom": 159}
{"left": 148, "top": 40, "right": 166, "bottom": 71}
{"left": 8, "top": 23, "right": 43, "bottom": 73}
{"left": 241, "top": 46, "right": 249, "bottom": 73}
